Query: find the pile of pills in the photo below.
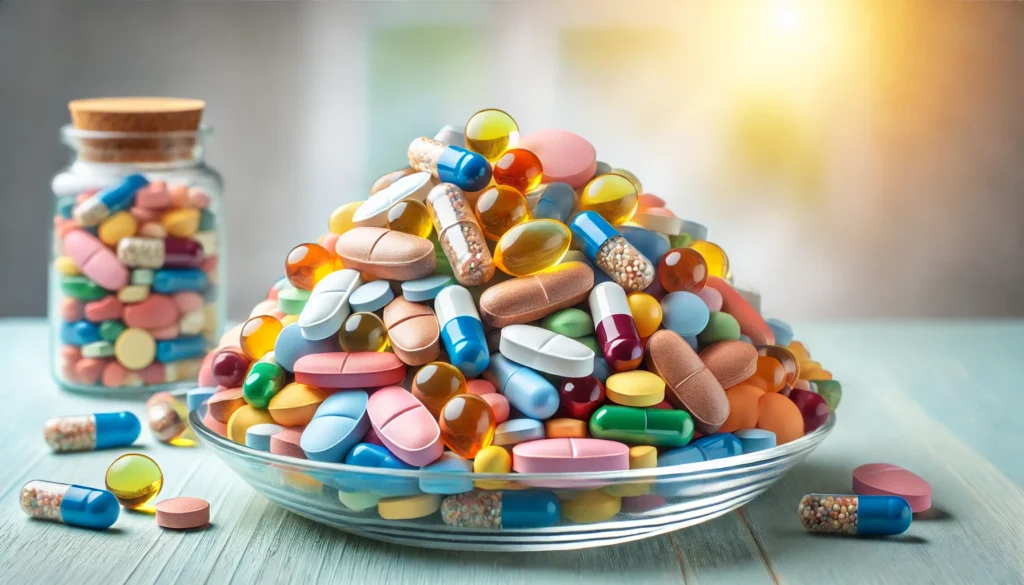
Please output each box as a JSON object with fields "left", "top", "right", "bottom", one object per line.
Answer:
{"left": 182, "top": 108, "right": 846, "bottom": 528}
{"left": 54, "top": 173, "right": 219, "bottom": 389}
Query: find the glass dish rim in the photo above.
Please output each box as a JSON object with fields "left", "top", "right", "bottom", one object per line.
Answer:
{"left": 190, "top": 405, "right": 835, "bottom": 483}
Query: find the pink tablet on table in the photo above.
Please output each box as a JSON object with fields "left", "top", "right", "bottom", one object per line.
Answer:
{"left": 853, "top": 463, "right": 932, "bottom": 512}
{"left": 366, "top": 386, "right": 443, "bottom": 466}
{"left": 293, "top": 352, "right": 406, "bottom": 389}
{"left": 518, "top": 129, "right": 597, "bottom": 189}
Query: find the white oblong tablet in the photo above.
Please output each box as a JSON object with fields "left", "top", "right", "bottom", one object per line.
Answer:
{"left": 298, "top": 269, "right": 363, "bottom": 340}
{"left": 434, "top": 285, "right": 480, "bottom": 326}
{"left": 352, "top": 172, "right": 433, "bottom": 227}
{"left": 498, "top": 324, "right": 594, "bottom": 378}
{"left": 630, "top": 212, "right": 683, "bottom": 236}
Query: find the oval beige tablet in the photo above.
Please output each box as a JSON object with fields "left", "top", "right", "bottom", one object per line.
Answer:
{"left": 479, "top": 262, "right": 594, "bottom": 328}
{"left": 699, "top": 340, "right": 759, "bottom": 389}
{"left": 644, "top": 329, "right": 728, "bottom": 434}
{"left": 334, "top": 227, "right": 436, "bottom": 281}
{"left": 383, "top": 296, "right": 441, "bottom": 366}
{"left": 155, "top": 496, "right": 210, "bottom": 530}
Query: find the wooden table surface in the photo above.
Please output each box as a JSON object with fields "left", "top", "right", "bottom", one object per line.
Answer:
{"left": 2, "top": 319, "right": 1022, "bottom": 584}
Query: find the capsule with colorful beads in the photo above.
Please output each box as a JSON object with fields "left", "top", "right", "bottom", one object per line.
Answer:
{"left": 72, "top": 173, "right": 148, "bottom": 227}
{"left": 799, "top": 494, "right": 912, "bottom": 536}
{"left": 117, "top": 237, "right": 205, "bottom": 269}
{"left": 569, "top": 211, "right": 655, "bottom": 292}
{"left": 440, "top": 490, "right": 559, "bottom": 529}
{"left": 434, "top": 285, "right": 489, "bottom": 378}
{"left": 43, "top": 411, "right": 141, "bottom": 453}
{"left": 589, "top": 282, "right": 644, "bottom": 372}
{"left": 20, "top": 480, "right": 119, "bottom": 529}
{"left": 407, "top": 137, "right": 492, "bottom": 192}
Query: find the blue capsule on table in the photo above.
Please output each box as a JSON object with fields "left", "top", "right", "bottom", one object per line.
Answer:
{"left": 20, "top": 480, "right": 120, "bottom": 529}
{"left": 153, "top": 268, "right": 208, "bottom": 293}
{"left": 483, "top": 353, "right": 559, "bottom": 420}
{"left": 44, "top": 411, "right": 141, "bottom": 453}
{"left": 799, "top": 494, "right": 912, "bottom": 536}
{"left": 61, "top": 320, "right": 102, "bottom": 346}
{"left": 441, "top": 490, "right": 560, "bottom": 529}
{"left": 156, "top": 335, "right": 207, "bottom": 362}
{"left": 435, "top": 285, "right": 489, "bottom": 378}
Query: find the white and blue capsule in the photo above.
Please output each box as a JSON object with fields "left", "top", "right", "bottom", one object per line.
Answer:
{"left": 43, "top": 411, "right": 141, "bottom": 453}
{"left": 20, "top": 480, "right": 120, "bottom": 530}
{"left": 435, "top": 285, "right": 489, "bottom": 378}
{"left": 73, "top": 173, "right": 148, "bottom": 227}
{"left": 799, "top": 494, "right": 912, "bottom": 536}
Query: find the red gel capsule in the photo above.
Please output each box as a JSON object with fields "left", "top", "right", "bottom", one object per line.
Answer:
{"left": 211, "top": 348, "right": 252, "bottom": 388}
{"left": 788, "top": 388, "right": 829, "bottom": 433}
{"left": 559, "top": 376, "right": 605, "bottom": 420}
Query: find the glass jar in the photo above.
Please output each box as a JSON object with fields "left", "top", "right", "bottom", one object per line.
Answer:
{"left": 50, "top": 102, "right": 225, "bottom": 395}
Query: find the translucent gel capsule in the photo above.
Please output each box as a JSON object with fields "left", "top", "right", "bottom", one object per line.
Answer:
{"left": 439, "top": 394, "right": 496, "bottom": 458}
{"left": 338, "top": 312, "right": 389, "bottom": 352}
{"left": 609, "top": 168, "right": 643, "bottom": 194}
{"left": 748, "top": 355, "right": 786, "bottom": 393}
{"left": 105, "top": 453, "right": 163, "bottom": 509}
{"left": 412, "top": 362, "right": 467, "bottom": 419}
{"left": 688, "top": 241, "right": 729, "bottom": 279}
{"left": 799, "top": 494, "right": 912, "bottom": 536}
{"left": 285, "top": 243, "right": 336, "bottom": 291}
{"left": 658, "top": 248, "right": 708, "bottom": 293}
{"left": 386, "top": 199, "right": 433, "bottom": 238}
{"left": 43, "top": 411, "right": 141, "bottom": 453}
{"left": 145, "top": 392, "right": 195, "bottom": 447}
{"left": 757, "top": 345, "right": 801, "bottom": 386}
{"left": 475, "top": 185, "right": 530, "bottom": 241}
{"left": 493, "top": 219, "right": 571, "bottom": 276}
{"left": 464, "top": 109, "right": 520, "bottom": 161}
{"left": 580, "top": 174, "right": 639, "bottom": 226}
{"left": 408, "top": 137, "right": 493, "bottom": 192}
{"left": 426, "top": 183, "right": 496, "bottom": 286}
{"left": 493, "top": 149, "right": 544, "bottom": 193}
{"left": 20, "top": 480, "right": 119, "bottom": 529}
{"left": 240, "top": 315, "right": 283, "bottom": 361}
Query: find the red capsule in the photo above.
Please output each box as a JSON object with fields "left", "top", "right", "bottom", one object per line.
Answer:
{"left": 559, "top": 376, "right": 605, "bottom": 420}
{"left": 211, "top": 348, "right": 252, "bottom": 388}
{"left": 788, "top": 388, "right": 829, "bottom": 433}
{"left": 589, "top": 282, "right": 644, "bottom": 372}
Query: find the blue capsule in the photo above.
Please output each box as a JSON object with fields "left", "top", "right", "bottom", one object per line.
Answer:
{"left": 332, "top": 443, "right": 419, "bottom": 496}
{"left": 441, "top": 490, "right": 560, "bottom": 529}
{"left": 692, "top": 433, "right": 743, "bottom": 460}
{"left": 153, "top": 268, "right": 208, "bottom": 293}
{"left": 436, "top": 146, "right": 492, "bottom": 192}
{"left": 61, "top": 320, "right": 102, "bottom": 346}
{"left": 44, "top": 411, "right": 141, "bottom": 452}
{"left": 419, "top": 453, "right": 474, "bottom": 495}
{"left": 156, "top": 335, "right": 207, "bottom": 363}
{"left": 435, "top": 285, "right": 489, "bottom": 378}
{"left": 483, "top": 353, "right": 559, "bottom": 420}
{"left": 530, "top": 182, "right": 576, "bottom": 223}
{"left": 20, "top": 480, "right": 119, "bottom": 529}
{"left": 72, "top": 174, "right": 148, "bottom": 226}
{"left": 765, "top": 318, "right": 794, "bottom": 346}
{"left": 799, "top": 494, "right": 912, "bottom": 536}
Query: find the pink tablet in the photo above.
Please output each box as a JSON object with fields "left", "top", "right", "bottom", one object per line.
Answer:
{"left": 518, "top": 129, "right": 597, "bottom": 189}
{"left": 367, "top": 386, "right": 443, "bottom": 466}
{"left": 853, "top": 463, "right": 932, "bottom": 512}
{"left": 63, "top": 229, "right": 129, "bottom": 290}
{"left": 512, "top": 438, "right": 629, "bottom": 474}
{"left": 269, "top": 428, "right": 305, "bottom": 459}
{"left": 293, "top": 352, "right": 407, "bottom": 389}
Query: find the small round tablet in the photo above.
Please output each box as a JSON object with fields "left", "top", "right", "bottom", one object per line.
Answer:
{"left": 401, "top": 274, "right": 455, "bottom": 302}
{"left": 155, "top": 497, "right": 211, "bottom": 530}
{"left": 853, "top": 463, "right": 932, "bottom": 513}
{"left": 348, "top": 281, "right": 394, "bottom": 313}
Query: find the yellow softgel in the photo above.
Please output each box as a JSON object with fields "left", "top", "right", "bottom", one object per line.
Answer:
{"left": 97, "top": 211, "right": 138, "bottom": 246}
{"left": 240, "top": 315, "right": 283, "bottom": 360}
{"left": 610, "top": 168, "right": 643, "bottom": 194}
{"left": 473, "top": 445, "right": 511, "bottom": 490}
{"left": 464, "top": 108, "right": 520, "bottom": 162}
{"left": 338, "top": 312, "right": 389, "bottom": 353}
{"left": 105, "top": 453, "right": 163, "bottom": 510}
{"left": 475, "top": 185, "right": 530, "bottom": 241}
{"left": 54, "top": 256, "right": 80, "bottom": 276}
{"left": 386, "top": 199, "right": 433, "bottom": 238}
{"left": 492, "top": 219, "right": 571, "bottom": 276}
{"left": 562, "top": 490, "right": 621, "bottom": 523}
{"left": 688, "top": 240, "right": 730, "bottom": 279}
{"left": 328, "top": 201, "right": 362, "bottom": 235}
{"left": 579, "top": 173, "right": 639, "bottom": 226}
{"left": 626, "top": 292, "right": 663, "bottom": 339}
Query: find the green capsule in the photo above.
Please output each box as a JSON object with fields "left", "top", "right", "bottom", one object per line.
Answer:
{"left": 589, "top": 405, "right": 694, "bottom": 447}
{"left": 697, "top": 311, "right": 741, "bottom": 347}
{"left": 812, "top": 379, "right": 842, "bottom": 412}
{"left": 61, "top": 275, "right": 111, "bottom": 301}
{"left": 99, "top": 320, "right": 126, "bottom": 342}
{"left": 277, "top": 287, "right": 311, "bottom": 315}
{"left": 541, "top": 308, "right": 594, "bottom": 339}
{"left": 243, "top": 361, "right": 286, "bottom": 408}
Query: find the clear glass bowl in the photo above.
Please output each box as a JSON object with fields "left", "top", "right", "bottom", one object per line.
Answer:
{"left": 191, "top": 406, "right": 835, "bottom": 551}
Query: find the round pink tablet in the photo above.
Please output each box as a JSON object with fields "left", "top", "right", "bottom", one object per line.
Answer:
{"left": 518, "top": 129, "right": 597, "bottom": 189}
{"left": 156, "top": 497, "right": 210, "bottom": 530}
{"left": 853, "top": 463, "right": 932, "bottom": 513}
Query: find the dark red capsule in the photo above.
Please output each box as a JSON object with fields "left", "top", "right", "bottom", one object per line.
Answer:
{"left": 211, "top": 348, "right": 252, "bottom": 388}
{"left": 559, "top": 376, "right": 605, "bottom": 420}
{"left": 788, "top": 388, "right": 829, "bottom": 433}
{"left": 594, "top": 314, "right": 644, "bottom": 372}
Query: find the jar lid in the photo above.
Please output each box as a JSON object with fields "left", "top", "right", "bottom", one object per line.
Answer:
{"left": 69, "top": 97, "right": 205, "bottom": 133}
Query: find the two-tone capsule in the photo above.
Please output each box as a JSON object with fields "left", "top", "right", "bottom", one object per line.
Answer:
{"left": 408, "top": 137, "right": 492, "bottom": 192}
{"left": 20, "top": 480, "right": 120, "bottom": 529}
{"left": 44, "top": 411, "right": 141, "bottom": 453}
{"left": 569, "top": 211, "right": 655, "bottom": 292}
{"left": 117, "top": 236, "right": 205, "bottom": 269}
{"left": 589, "top": 282, "right": 644, "bottom": 372}
{"left": 434, "top": 285, "right": 489, "bottom": 378}
{"left": 799, "top": 494, "right": 912, "bottom": 536}
{"left": 441, "top": 490, "right": 559, "bottom": 529}
{"left": 72, "top": 173, "right": 148, "bottom": 227}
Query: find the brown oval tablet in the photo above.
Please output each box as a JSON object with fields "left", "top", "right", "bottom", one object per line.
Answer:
{"left": 207, "top": 387, "right": 246, "bottom": 424}
{"left": 334, "top": 227, "right": 436, "bottom": 281}
{"left": 155, "top": 497, "right": 210, "bottom": 530}
{"left": 383, "top": 296, "right": 441, "bottom": 365}
{"left": 479, "top": 262, "right": 594, "bottom": 328}
{"left": 644, "top": 330, "right": 728, "bottom": 434}
{"left": 699, "top": 340, "right": 758, "bottom": 388}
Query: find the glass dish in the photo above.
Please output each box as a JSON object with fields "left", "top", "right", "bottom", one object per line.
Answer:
{"left": 191, "top": 406, "right": 834, "bottom": 551}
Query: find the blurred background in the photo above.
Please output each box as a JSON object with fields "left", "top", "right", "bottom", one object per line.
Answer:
{"left": 2, "top": 0, "right": 1022, "bottom": 321}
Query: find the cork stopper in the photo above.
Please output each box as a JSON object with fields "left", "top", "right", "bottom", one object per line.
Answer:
{"left": 67, "top": 97, "right": 206, "bottom": 163}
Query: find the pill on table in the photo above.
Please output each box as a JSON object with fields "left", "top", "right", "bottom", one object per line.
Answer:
{"left": 367, "top": 386, "right": 443, "bottom": 466}
{"left": 483, "top": 353, "right": 560, "bottom": 420}
{"left": 512, "top": 438, "right": 629, "bottom": 473}
{"left": 517, "top": 129, "right": 596, "bottom": 189}
{"left": 334, "top": 227, "right": 436, "bottom": 281}
{"left": 298, "top": 269, "right": 362, "bottom": 341}
{"left": 704, "top": 277, "right": 775, "bottom": 346}
{"left": 644, "top": 329, "right": 729, "bottom": 434}
{"left": 561, "top": 490, "right": 621, "bottom": 523}
{"left": 604, "top": 371, "right": 665, "bottom": 407}
{"left": 378, "top": 493, "right": 442, "bottom": 520}
{"left": 293, "top": 352, "right": 406, "bottom": 389}
{"left": 145, "top": 392, "right": 191, "bottom": 446}
{"left": 43, "top": 411, "right": 140, "bottom": 453}
{"left": 352, "top": 171, "right": 433, "bottom": 228}
{"left": 20, "top": 480, "right": 119, "bottom": 530}
{"left": 434, "top": 285, "right": 489, "bottom": 378}
{"left": 589, "top": 405, "right": 694, "bottom": 447}
{"left": 409, "top": 137, "right": 492, "bottom": 192}
{"left": 733, "top": 429, "right": 776, "bottom": 452}
{"left": 589, "top": 282, "right": 644, "bottom": 373}
{"left": 852, "top": 463, "right": 932, "bottom": 513}
{"left": 492, "top": 418, "right": 546, "bottom": 446}
{"left": 799, "top": 494, "right": 911, "bottom": 536}
{"left": 559, "top": 376, "right": 605, "bottom": 420}
{"left": 498, "top": 324, "right": 594, "bottom": 378}
{"left": 441, "top": 490, "right": 560, "bottom": 529}
{"left": 348, "top": 280, "right": 394, "bottom": 313}
{"left": 699, "top": 340, "right": 759, "bottom": 389}
{"left": 207, "top": 387, "right": 246, "bottom": 423}
{"left": 155, "top": 497, "right": 211, "bottom": 530}
{"left": 105, "top": 453, "right": 163, "bottom": 509}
